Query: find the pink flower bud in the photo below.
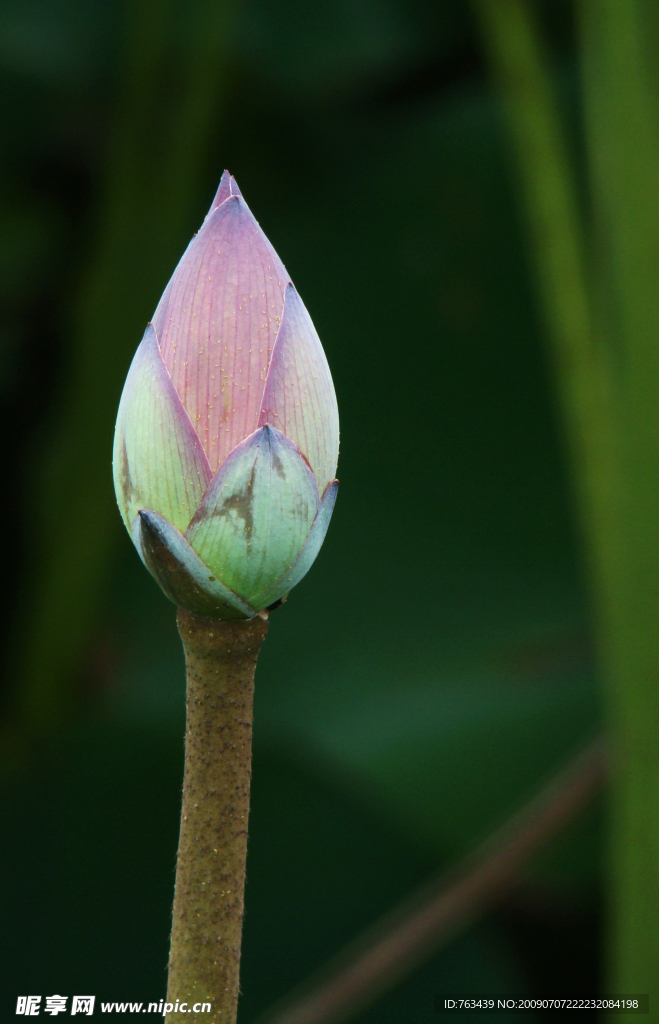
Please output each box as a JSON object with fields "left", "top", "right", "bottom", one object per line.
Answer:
{"left": 113, "top": 172, "right": 339, "bottom": 618}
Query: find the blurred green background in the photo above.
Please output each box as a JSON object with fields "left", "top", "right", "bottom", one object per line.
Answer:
{"left": 0, "top": 0, "right": 605, "bottom": 1019}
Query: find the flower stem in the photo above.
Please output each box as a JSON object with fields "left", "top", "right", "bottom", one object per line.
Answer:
{"left": 166, "top": 608, "right": 269, "bottom": 1023}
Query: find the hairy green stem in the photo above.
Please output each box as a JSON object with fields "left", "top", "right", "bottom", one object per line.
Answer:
{"left": 167, "top": 609, "right": 269, "bottom": 1023}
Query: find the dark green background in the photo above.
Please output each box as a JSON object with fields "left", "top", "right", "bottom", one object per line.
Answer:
{"left": 0, "top": 0, "right": 600, "bottom": 1019}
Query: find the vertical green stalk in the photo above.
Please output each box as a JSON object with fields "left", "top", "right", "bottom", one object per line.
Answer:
{"left": 475, "top": 0, "right": 659, "bottom": 999}
{"left": 167, "top": 609, "right": 269, "bottom": 1023}
{"left": 579, "top": 0, "right": 659, "bottom": 994}
{"left": 471, "top": 0, "right": 617, "bottom": 595}
{"left": 470, "top": 0, "right": 621, "bottom": 718}
{"left": 7, "top": 0, "right": 234, "bottom": 731}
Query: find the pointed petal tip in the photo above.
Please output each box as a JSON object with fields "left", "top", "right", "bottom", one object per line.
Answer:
{"left": 253, "top": 421, "right": 316, "bottom": 477}
{"left": 203, "top": 192, "right": 246, "bottom": 235}
{"left": 142, "top": 321, "right": 159, "bottom": 350}
{"left": 135, "top": 508, "right": 256, "bottom": 619}
{"left": 251, "top": 421, "right": 286, "bottom": 447}
{"left": 207, "top": 171, "right": 244, "bottom": 215}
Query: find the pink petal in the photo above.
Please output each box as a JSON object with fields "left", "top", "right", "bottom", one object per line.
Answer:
{"left": 153, "top": 194, "right": 289, "bottom": 473}
{"left": 258, "top": 284, "right": 339, "bottom": 493}
{"left": 207, "top": 169, "right": 243, "bottom": 214}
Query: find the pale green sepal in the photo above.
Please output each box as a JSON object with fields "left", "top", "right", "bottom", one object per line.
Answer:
{"left": 186, "top": 425, "right": 319, "bottom": 605}
{"left": 113, "top": 324, "right": 211, "bottom": 535}
{"left": 133, "top": 510, "right": 255, "bottom": 620}
{"left": 250, "top": 479, "right": 338, "bottom": 609}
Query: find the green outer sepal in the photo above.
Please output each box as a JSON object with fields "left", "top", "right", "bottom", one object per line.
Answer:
{"left": 186, "top": 425, "right": 319, "bottom": 605}
{"left": 133, "top": 509, "right": 255, "bottom": 620}
{"left": 250, "top": 480, "right": 338, "bottom": 609}
{"left": 113, "top": 324, "right": 211, "bottom": 534}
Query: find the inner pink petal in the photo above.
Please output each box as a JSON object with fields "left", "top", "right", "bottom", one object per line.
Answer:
{"left": 153, "top": 196, "right": 289, "bottom": 473}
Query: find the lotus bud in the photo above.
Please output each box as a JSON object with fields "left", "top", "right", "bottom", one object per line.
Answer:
{"left": 113, "top": 172, "right": 339, "bottom": 619}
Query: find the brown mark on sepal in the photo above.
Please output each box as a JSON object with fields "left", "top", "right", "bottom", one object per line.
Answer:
{"left": 213, "top": 459, "right": 257, "bottom": 536}
{"left": 118, "top": 438, "right": 137, "bottom": 516}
